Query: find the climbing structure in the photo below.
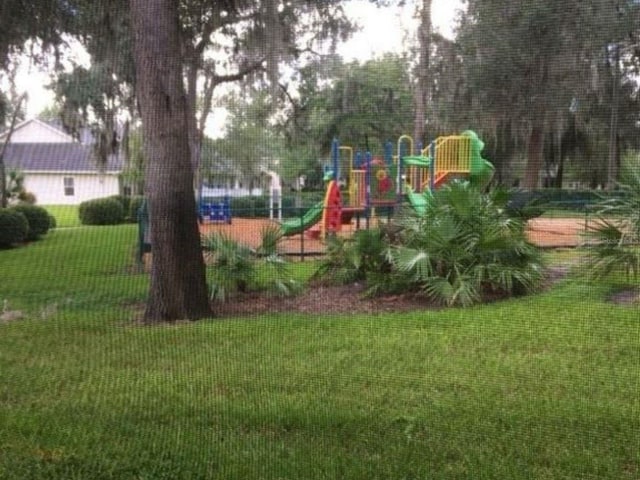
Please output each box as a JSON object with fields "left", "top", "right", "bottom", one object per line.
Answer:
{"left": 403, "top": 130, "right": 494, "bottom": 194}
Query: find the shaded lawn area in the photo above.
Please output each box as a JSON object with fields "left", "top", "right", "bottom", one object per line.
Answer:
{"left": 0, "top": 227, "right": 639, "bottom": 479}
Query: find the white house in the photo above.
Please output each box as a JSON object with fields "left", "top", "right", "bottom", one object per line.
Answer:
{"left": 1, "top": 118, "right": 123, "bottom": 205}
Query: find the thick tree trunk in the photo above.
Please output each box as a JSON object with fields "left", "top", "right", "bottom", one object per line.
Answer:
{"left": 130, "top": 0, "right": 211, "bottom": 322}
{"left": 522, "top": 122, "right": 545, "bottom": 190}
{"left": 413, "top": 0, "right": 432, "bottom": 150}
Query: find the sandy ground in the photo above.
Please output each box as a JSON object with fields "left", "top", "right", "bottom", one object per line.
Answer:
{"left": 525, "top": 217, "right": 591, "bottom": 248}
{"left": 198, "top": 216, "right": 592, "bottom": 254}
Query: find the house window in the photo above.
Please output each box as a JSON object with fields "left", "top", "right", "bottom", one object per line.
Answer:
{"left": 63, "top": 177, "right": 75, "bottom": 196}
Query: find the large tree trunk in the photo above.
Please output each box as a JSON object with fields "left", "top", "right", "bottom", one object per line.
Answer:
{"left": 130, "top": 0, "right": 211, "bottom": 322}
{"left": 522, "top": 121, "right": 545, "bottom": 190}
{"left": 412, "top": 0, "right": 431, "bottom": 150}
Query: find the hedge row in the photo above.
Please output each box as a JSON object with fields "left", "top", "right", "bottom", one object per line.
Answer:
{"left": 78, "top": 195, "right": 145, "bottom": 226}
{"left": 107, "top": 195, "right": 145, "bottom": 222}
{"left": 79, "top": 198, "right": 125, "bottom": 225}
{"left": 510, "top": 189, "right": 625, "bottom": 209}
{"left": 0, "top": 204, "right": 53, "bottom": 247}
{"left": 0, "top": 209, "right": 28, "bottom": 247}
{"left": 202, "top": 193, "right": 325, "bottom": 219}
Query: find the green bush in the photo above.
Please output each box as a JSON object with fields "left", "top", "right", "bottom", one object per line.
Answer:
{"left": 315, "top": 228, "right": 397, "bottom": 295}
{"left": 108, "top": 194, "right": 131, "bottom": 213}
{"left": 79, "top": 197, "right": 125, "bottom": 225}
{"left": 229, "top": 196, "right": 269, "bottom": 218}
{"left": 313, "top": 184, "right": 545, "bottom": 306}
{"left": 388, "top": 183, "right": 545, "bottom": 306}
{"left": 586, "top": 167, "right": 640, "bottom": 282}
{"left": 107, "top": 194, "right": 145, "bottom": 222}
{"left": 0, "top": 209, "right": 28, "bottom": 247}
{"left": 221, "top": 194, "right": 322, "bottom": 219}
{"left": 202, "top": 228, "right": 299, "bottom": 302}
{"left": 9, "top": 204, "right": 52, "bottom": 240}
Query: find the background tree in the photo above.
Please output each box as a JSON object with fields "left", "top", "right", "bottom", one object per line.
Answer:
{"left": 305, "top": 55, "right": 414, "bottom": 153}
{"left": 212, "top": 90, "right": 284, "bottom": 193}
{"left": 0, "top": 93, "right": 27, "bottom": 207}
{"left": 457, "top": 0, "right": 638, "bottom": 189}
{"left": 176, "top": 0, "right": 356, "bottom": 181}
{"left": 412, "top": 0, "right": 432, "bottom": 148}
{"left": 0, "top": 1, "right": 71, "bottom": 68}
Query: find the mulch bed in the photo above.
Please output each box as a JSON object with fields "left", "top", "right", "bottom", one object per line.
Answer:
{"left": 209, "top": 266, "right": 573, "bottom": 319}
{"left": 608, "top": 288, "right": 640, "bottom": 305}
{"left": 210, "top": 282, "right": 438, "bottom": 318}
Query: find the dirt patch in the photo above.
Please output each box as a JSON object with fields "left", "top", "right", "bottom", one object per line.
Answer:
{"left": 608, "top": 288, "right": 640, "bottom": 305}
{"left": 210, "top": 282, "right": 440, "bottom": 318}
{"left": 209, "top": 267, "right": 571, "bottom": 319}
{"left": 526, "top": 218, "right": 590, "bottom": 247}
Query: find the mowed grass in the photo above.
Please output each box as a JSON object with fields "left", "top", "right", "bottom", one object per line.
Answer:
{"left": 44, "top": 205, "right": 81, "bottom": 228}
{"left": 0, "top": 227, "right": 639, "bottom": 479}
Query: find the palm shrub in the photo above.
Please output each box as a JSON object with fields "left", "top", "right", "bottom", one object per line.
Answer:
{"left": 202, "top": 226, "right": 299, "bottom": 302}
{"left": 585, "top": 167, "right": 640, "bottom": 285}
{"left": 388, "top": 182, "right": 544, "bottom": 306}
{"left": 202, "top": 232, "right": 255, "bottom": 302}
{"left": 255, "top": 224, "right": 300, "bottom": 297}
{"left": 314, "top": 228, "right": 401, "bottom": 295}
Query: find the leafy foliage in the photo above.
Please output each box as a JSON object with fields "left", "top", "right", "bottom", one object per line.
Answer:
{"left": 78, "top": 197, "right": 125, "bottom": 226}
{"left": 389, "top": 182, "right": 545, "bottom": 306}
{"left": 314, "top": 184, "right": 545, "bottom": 306}
{"left": 9, "top": 204, "right": 51, "bottom": 240}
{"left": 457, "top": 0, "right": 640, "bottom": 188}
{"left": 203, "top": 232, "right": 255, "bottom": 302}
{"left": 5, "top": 169, "right": 36, "bottom": 205}
{"left": 586, "top": 167, "right": 640, "bottom": 281}
{"left": 0, "top": 208, "right": 28, "bottom": 247}
{"left": 315, "top": 228, "right": 401, "bottom": 295}
{"left": 202, "top": 226, "right": 299, "bottom": 302}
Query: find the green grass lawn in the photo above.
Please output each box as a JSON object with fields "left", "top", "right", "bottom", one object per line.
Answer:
{"left": 43, "top": 205, "right": 81, "bottom": 228}
{"left": 0, "top": 227, "right": 638, "bottom": 479}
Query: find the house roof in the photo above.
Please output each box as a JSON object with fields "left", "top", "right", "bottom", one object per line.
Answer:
{"left": 3, "top": 143, "right": 123, "bottom": 174}
{"left": 0, "top": 118, "right": 76, "bottom": 143}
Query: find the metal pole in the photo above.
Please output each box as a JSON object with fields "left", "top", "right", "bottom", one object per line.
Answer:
{"left": 607, "top": 44, "right": 620, "bottom": 191}
{"left": 429, "top": 141, "right": 436, "bottom": 192}
{"left": 299, "top": 207, "right": 304, "bottom": 262}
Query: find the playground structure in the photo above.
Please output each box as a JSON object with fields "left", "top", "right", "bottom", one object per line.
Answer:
{"left": 280, "top": 130, "right": 495, "bottom": 238}
{"left": 198, "top": 196, "right": 232, "bottom": 224}
{"left": 260, "top": 167, "right": 283, "bottom": 221}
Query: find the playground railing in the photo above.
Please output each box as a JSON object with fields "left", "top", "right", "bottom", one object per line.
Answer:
{"left": 434, "top": 135, "right": 472, "bottom": 175}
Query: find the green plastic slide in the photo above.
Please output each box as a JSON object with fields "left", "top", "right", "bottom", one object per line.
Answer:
{"left": 402, "top": 155, "right": 432, "bottom": 168}
{"left": 404, "top": 185, "right": 433, "bottom": 216}
{"left": 280, "top": 201, "right": 324, "bottom": 236}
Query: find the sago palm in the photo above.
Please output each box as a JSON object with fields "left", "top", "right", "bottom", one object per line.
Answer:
{"left": 586, "top": 167, "right": 640, "bottom": 285}
{"left": 202, "top": 225, "right": 300, "bottom": 302}
{"left": 389, "top": 182, "right": 544, "bottom": 306}
{"left": 202, "top": 232, "right": 255, "bottom": 302}
{"left": 315, "top": 228, "right": 398, "bottom": 294}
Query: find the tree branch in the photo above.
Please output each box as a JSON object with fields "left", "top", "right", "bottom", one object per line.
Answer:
{"left": 0, "top": 92, "right": 27, "bottom": 207}
{"left": 211, "top": 59, "right": 265, "bottom": 85}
